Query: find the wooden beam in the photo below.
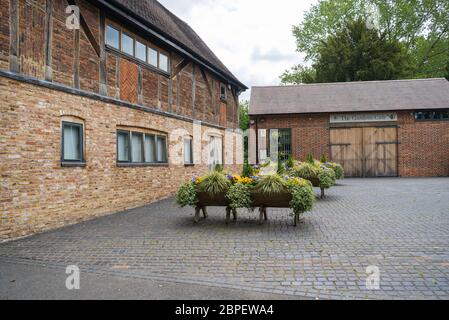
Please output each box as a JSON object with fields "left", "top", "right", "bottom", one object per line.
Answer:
{"left": 192, "top": 64, "right": 196, "bottom": 118}
{"left": 138, "top": 66, "right": 143, "bottom": 104}
{"left": 74, "top": 29, "right": 80, "bottom": 89}
{"left": 44, "top": 0, "right": 53, "bottom": 81}
{"left": 9, "top": 0, "right": 19, "bottom": 73}
{"left": 67, "top": 0, "right": 100, "bottom": 57}
{"left": 200, "top": 68, "right": 213, "bottom": 98}
{"left": 170, "top": 59, "right": 189, "bottom": 79}
{"left": 98, "top": 12, "right": 107, "bottom": 95}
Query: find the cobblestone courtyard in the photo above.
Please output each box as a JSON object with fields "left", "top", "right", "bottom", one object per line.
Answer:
{"left": 1, "top": 178, "right": 449, "bottom": 300}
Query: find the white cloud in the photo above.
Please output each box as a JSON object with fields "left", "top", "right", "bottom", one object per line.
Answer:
{"left": 158, "top": 0, "right": 318, "bottom": 101}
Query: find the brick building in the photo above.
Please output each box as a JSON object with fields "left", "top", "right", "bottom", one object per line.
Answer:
{"left": 249, "top": 79, "right": 449, "bottom": 177}
{"left": 0, "top": 0, "right": 246, "bottom": 240}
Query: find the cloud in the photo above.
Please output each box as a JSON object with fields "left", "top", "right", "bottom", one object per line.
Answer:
{"left": 158, "top": 0, "right": 318, "bottom": 101}
{"left": 251, "top": 47, "right": 298, "bottom": 62}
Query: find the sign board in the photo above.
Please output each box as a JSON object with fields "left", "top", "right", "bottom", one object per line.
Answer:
{"left": 330, "top": 113, "right": 397, "bottom": 124}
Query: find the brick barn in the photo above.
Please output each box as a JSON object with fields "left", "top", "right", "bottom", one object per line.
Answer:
{"left": 0, "top": 0, "right": 246, "bottom": 240}
{"left": 248, "top": 79, "right": 449, "bottom": 177}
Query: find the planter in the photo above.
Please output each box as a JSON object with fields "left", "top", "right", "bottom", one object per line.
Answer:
{"left": 301, "top": 177, "right": 325, "bottom": 199}
{"left": 195, "top": 191, "right": 236, "bottom": 223}
{"left": 251, "top": 191, "right": 303, "bottom": 226}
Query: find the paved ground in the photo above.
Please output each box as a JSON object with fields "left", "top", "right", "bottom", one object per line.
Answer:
{"left": 1, "top": 178, "right": 449, "bottom": 300}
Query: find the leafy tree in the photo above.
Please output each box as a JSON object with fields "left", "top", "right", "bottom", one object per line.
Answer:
{"left": 313, "top": 19, "right": 411, "bottom": 82}
{"left": 238, "top": 101, "right": 250, "bottom": 131}
{"left": 281, "top": 0, "right": 449, "bottom": 84}
{"left": 239, "top": 101, "right": 250, "bottom": 163}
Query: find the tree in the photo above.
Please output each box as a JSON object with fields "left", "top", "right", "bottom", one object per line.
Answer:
{"left": 238, "top": 101, "right": 250, "bottom": 132}
{"left": 280, "top": 65, "right": 316, "bottom": 84}
{"left": 282, "top": 0, "right": 449, "bottom": 84}
{"left": 239, "top": 101, "right": 250, "bottom": 163}
{"left": 313, "top": 19, "right": 410, "bottom": 82}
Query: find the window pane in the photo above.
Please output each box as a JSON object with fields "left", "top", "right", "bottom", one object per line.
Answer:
{"left": 159, "top": 53, "right": 168, "bottom": 72}
{"left": 136, "top": 40, "right": 146, "bottom": 62}
{"left": 131, "top": 132, "right": 143, "bottom": 163}
{"left": 106, "top": 25, "right": 120, "bottom": 49}
{"left": 117, "top": 131, "right": 130, "bottom": 162}
{"left": 63, "top": 124, "right": 82, "bottom": 161}
{"left": 144, "top": 135, "right": 156, "bottom": 163}
{"left": 122, "top": 33, "right": 134, "bottom": 56}
{"left": 184, "top": 138, "right": 192, "bottom": 164}
{"left": 148, "top": 47, "right": 158, "bottom": 67}
{"left": 157, "top": 136, "right": 167, "bottom": 162}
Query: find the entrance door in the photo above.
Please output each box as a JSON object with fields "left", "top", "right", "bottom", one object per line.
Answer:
{"left": 330, "top": 127, "right": 398, "bottom": 177}
{"left": 330, "top": 128, "right": 363, "bottom": 177}
{"left": 363, "top": 127, "right": 398, "bottom": 177}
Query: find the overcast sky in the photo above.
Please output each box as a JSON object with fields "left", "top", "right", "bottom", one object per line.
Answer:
{"left": 158, "top": 0, "right": 318, "bottom": 101}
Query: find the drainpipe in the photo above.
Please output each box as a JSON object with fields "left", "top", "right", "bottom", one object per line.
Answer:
{"left": 255, "top": 117, "right": 259, "bottom": 164}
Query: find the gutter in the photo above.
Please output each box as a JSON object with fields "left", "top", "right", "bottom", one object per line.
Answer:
{"left": 91, "top": 0, "right": 248, "bottom": 91}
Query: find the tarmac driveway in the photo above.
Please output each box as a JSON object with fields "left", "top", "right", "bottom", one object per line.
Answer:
{"left": 1, "top": 178, "right": 449, "bottom": 300}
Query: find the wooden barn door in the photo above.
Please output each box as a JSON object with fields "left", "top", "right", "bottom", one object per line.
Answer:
{"left": 364, "top": 127, "right": 398, "bottom": 177}
{"left": 330, "top": 127, "right": 398, "bottom": 177}
{"left": 330, "top": 128, "right": 364, "bottom": 177}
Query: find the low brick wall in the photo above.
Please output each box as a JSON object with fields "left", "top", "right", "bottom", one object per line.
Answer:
{"left": 0, "top": 76, "right": 241, "bottom": 240}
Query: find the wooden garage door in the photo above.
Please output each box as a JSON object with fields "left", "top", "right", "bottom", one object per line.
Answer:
{"left": 364, "top": 127, "right": 398, "bottom": 177}
{"left": 330, "top": 127, "right": 398, "bottom": 177}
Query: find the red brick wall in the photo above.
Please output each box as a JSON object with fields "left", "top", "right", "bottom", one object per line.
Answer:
{"left": 250, "top": 112, "right": 449, "bottom": 177}
{"left": 252, "top": 114, "right": 331, "bottom": 161}
{"left": 0, "top": 76, "right": 242, "bottom": 240}
{"left": 398, "top": 112, "right": 449, "bottom": 177}
{"left": 0, "top": 0, "right": 239, "bottom": 129}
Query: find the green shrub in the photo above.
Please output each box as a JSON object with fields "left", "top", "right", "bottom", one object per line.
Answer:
{"left": 286, "top": 155, "right": 294, "bottom": 169}
{"left": 241, "top": 163, "right": 254, "bottom": 178}
{"left": 294, "top": 163, "right": 318, "bottom": 180}
{"left": 255, "top": 174, "right": 287, "bottom": 195}
{"left": 332, "top": 164, "right": 344, "bottom": 179}
{"left": 290, "top": 184, "right": 315, "bottom": 215}
{"left": 213, "top": 164, "right": 224, "bottom": 172}
{"left": 176, "top": 182, "right": 198, "bottom": 207}
{"left": 226, "top": 183, "right": 252, "bottom": 209}
{"left": 317, "top": 166, "right": 336, "bottom": 189}
{"left": 199, "top": 171, "right": 231, "bottom": 196}
{"left": 320, "top": 154, "right": 328, "bottom": 163}
{"left": 306, "top": 154, "right": 314, "bottom": 164}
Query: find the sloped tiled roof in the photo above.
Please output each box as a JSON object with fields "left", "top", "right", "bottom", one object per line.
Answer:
{"left": 108, "top": 0, "right": 246, "bottom": 89}
{"left": 250, "top": 78, "right": 449, "bottom": 115}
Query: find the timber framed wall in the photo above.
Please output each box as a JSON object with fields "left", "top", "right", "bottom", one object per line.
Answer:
{"left": 0, "top": 0, "right": 246, "bottom": 240}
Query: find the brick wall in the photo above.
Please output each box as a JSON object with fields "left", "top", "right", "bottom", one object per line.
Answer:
{"left": 0, "top": 76, "right": 241, "bottom": 240}
{"left": 398, "top": 112, "right": 449, "bottom": 177}
{"left": 251, "top": 114, "right": 331, "bottom": 162}
{"left": 250, "top": 112, "right": 449, "bottom": 177}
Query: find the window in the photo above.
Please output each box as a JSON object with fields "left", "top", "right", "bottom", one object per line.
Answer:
{"left": 157, "top": 136, "right": 167, "bottom": 163}
{"left": 184, "top": 137, "right": 193, "bottom": 165}
{"left": 106, "top": 25, "right": 120, "bottom": 49}
{"left": 148, "top": 47, "right": 158, "bottom": 67}
{"left": 122, "top": 32, "right": 134, "bottom": 56}
{"left": 117, "top": 131, "right": 130, "bottom": 162}
{"left": 136, "top": 40, "right": 146, "bottom": 62}
{"left": 208, "top": 136, "right": 223, "bottom": 166}
{"left": 62, "top": 122, "right": 84, "bottom": 164}
{"left": 117, "top": 130, "right": 168, "bottom": 165}
{"left": 268, "top": 129, "right": 292, "bottom": 162}
{"left": 144, "top": 134, "right": 156, "bottom": 163}
{"left": 220, "top": 83, "right": 227, "bottom": 101}
{"left": 131, "top": 132, "right": 144, "bottom": 163}
{"left": 159, "top": 53, "right": 169, "bottom": 72}
{"left": 414, "top": 110, "right": 449, "bottom": 121}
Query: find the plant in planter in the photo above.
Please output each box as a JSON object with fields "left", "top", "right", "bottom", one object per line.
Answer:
{"left": 317, "top": 165, "right": 336, "bottom": 189}
{"left": 176, "top": 181, "right": 199, "bottom": 207}
{"left": 198, "top": 171, "right": 231, "bottom": 196}
{"left": 323, "top": 162, "right": 345, "bottom": 180}
{"left": 226, "top": 182, "right": 252, "bottom": 210}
